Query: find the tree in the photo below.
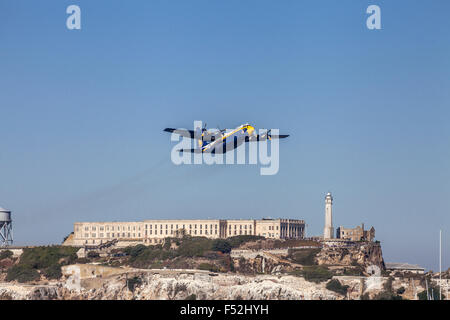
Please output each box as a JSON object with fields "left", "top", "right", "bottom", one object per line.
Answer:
{"left": 212, "top": 239, "right": 232, "bottom": 254}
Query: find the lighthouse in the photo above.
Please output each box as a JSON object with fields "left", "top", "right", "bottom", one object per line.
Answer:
{"left": 323, "top": 192, "right": 334, "bottom": 239}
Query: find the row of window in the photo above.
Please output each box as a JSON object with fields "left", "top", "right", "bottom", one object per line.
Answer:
{"left": 145, "top": 224, "right": 218, "bottom": 230}
{"left": 228, "top": 230, "right": 252, "bottom": 236}
{"left": 82, "top": 228, "right": 223, "bottom": 238}
{"left": 145, "top": 229, "right": 218, "bottom": 236}
{"left": 85, "top": 232, "right": 141, "bottom": 238}
{"left": 80, "top": 225, "right": 141, "bottom": 232}
{"left": 228, "top": 224, "right": 252, "bottom": 230}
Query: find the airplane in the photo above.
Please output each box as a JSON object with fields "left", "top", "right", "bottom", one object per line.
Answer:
{"left": 164, "top": 123, "right": 289, "bottom": 154}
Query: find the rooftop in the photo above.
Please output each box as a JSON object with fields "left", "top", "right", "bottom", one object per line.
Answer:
{"left": 385, "top": 262, "right": 425, "bottom": 270}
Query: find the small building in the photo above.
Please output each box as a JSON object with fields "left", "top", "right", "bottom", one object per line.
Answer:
{"left": 336, "top": 223, "right": 375, "bottom": 242}
{"left": 385, "top": 262, "right": 425, "bottom": 274}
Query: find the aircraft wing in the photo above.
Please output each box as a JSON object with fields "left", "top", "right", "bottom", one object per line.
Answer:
{"left": 164, "top": 128, "right": 195, "bottom": 139}
{"left": 177, "top": 148, "right": 203, "bottom": 153}
{"left": 250, "top": 133, "right": 290, "bottom": 141}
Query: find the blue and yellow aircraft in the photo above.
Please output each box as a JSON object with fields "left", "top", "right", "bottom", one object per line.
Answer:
{"left": 164, "top": 123, "right": 289, "bottom": 153}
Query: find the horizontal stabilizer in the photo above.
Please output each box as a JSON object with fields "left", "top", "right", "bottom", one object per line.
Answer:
{"left": 164, "top": 128, "right": 195, "bottom": 139}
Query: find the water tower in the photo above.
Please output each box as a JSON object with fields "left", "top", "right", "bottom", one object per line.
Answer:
{"left": 0, "top": 207, "right": 13, "bottom": 247}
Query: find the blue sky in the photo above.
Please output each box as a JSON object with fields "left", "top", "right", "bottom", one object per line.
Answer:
{"left": 1, "top": 1, "right": 449, "bottom": 271}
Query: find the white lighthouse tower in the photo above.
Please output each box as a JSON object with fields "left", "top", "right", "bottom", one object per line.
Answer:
{"left": 323, "top": 192, "right": 334, "bottom": 239}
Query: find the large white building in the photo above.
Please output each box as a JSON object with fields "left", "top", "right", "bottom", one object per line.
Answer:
{"left": 67, "top": 218, "right": 306, "bottom": 246}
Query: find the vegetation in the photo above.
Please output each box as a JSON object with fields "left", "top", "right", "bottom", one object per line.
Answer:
{"left": 211, "top": 239, "right": 232, "bottom": 254}
{"left": 290, "top": 266, "right": 333, "bottom": 283}
{"left": 288, "top": 248, "right": 320, "bottom": 265}
{"left": 227, "top": 235, "right": 264, "bottom": 248}
{"left": 5, "top": 264, "right": 40, "bottom": 282}
{"left": 326, "top": 279, "right": 349, "bottom": 295}
{"left": 127, "top": 276, "right": 142, "bottom": 292}
{"left": 343, "top": 266, "right": 364, "bottom": 276}
{"left": 372, "top": 291, "right": 403, "bottom": 300}
{"left": 87, "top": 251, "right": 100, "bottom": 259}
{"left": 0, "top": 250, "right": 13, "bottom": 260}
{"left": 119, "top": 235, "right": 261, "bottom": 270}
{"left": 185, "top": 294, "right": 197, "bottom": 300}
{"left": 418, "top": 285, "right": 442, "bottom": 300}
{"left": 396, "top": 286, "right": 406, "bottom": 295}
{"left": 198, "top": 263, "right": 220, "bottom": 272}
{"left": 5, "top": 246, "right": 78, "bottom": 283}
{"left": 360, "top": 292, "right": 371, "bottom": 300}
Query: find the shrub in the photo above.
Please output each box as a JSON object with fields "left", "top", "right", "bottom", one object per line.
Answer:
{"left": 0, "top": 250, "right": 13, "bottom": 260}
{"left": 326, "top": 279, "right": 349, "bottom": 295}
{"left": 396, "top": 287, "right": 406, "bottom": 295}
{"left": 185, "top": 294, "right": 197, "bottom": 300}
{"left": 127, "top": 276, "right": 142, "bottom": 292}
{"left": 227, "top": 235, "right": 264, "bottom": 248}
{"left": 176, "top": 237, "right": 214, "bottom": 257}
{"left": 124, "top": 245, "right": 175, "bottom": 268}
{"left": 301, "top": 266, "right": 333, "bottom": 283}
{"left": 360, "top": 293, "right": 371, "bottom": 300}
{"left": 76, "top": 258, "right": 89, "bottom": 264}
{"left": 373, "top": 291, "right": 403, "bottom": 300}
{"left": 198, "top": 263, "right": 220, "bottom": 272}
{"left": 6, "top": 246, "right": 78, "bottom": 282}
{"left": 19, "top": 246, "right": 78, "bottom": 269}
{"left": 418, "top": 286, "right": 441, "bottom": 300}
{"left": 42, "top": 264, "right": 62, "bottom": 280}
{"left": 289, "top": 249, "right": 320, "bottom": 265}
{"left": 212, "top": 239, "right": 232, "bottom": 254}
{"left": 6, "top": 265, "right": 40, "bottom": 283}
{"left": 87, "top": 251, "right": 100, "bottom": 259}
{"left": 343, "top": 267, "right": 364, "bottom": 276}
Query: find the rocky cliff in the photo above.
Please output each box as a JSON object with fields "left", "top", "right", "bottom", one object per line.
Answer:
{"left": 315, "top": 243, "right": 385, "bottom": 270}
{"left": 0, "top": 266, "right": 340, "bottom": 300}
